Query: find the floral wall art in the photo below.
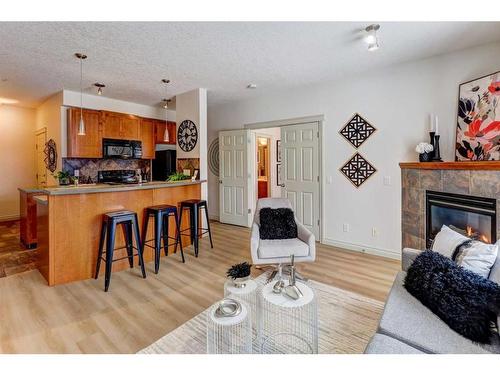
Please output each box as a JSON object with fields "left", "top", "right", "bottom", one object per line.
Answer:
{"left": 456, "top": 71, "right": 500, "bottom": 161}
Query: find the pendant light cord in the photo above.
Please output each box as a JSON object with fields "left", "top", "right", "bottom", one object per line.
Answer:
{"left": 80, "top": 56, "right": 83, "bottom": 120}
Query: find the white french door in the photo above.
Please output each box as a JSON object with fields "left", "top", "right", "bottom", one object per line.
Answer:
{"left": 280, "top": 122, "right": 320, "bottom": 238}
{"left": 219, "top": 130, "right": 254, "bottom": 227}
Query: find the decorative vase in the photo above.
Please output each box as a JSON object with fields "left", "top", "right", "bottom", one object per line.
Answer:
{"left": 419, "top": 152, "right": 433, "bottom": 162}
{"left": 58, "top": 177, "right": 71, "bottom": 186}
{"left": 232, "top": 275, "right": 251, "bottom": 288}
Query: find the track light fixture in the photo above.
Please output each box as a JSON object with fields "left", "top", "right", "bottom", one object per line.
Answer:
{"left": 94, "top": 83, "right": 105, "bottom": 95}
{"left": 365, "top": 24, "right": 380, "bottom": 51}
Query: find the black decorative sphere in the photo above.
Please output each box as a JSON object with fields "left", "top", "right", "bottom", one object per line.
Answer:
{"left": 177, "top": 120, "right": 198, "bottom": 152}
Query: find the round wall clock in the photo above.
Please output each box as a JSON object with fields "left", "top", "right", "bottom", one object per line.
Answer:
{"left": 177, "top": 119, "right": 198, "bottom": 152}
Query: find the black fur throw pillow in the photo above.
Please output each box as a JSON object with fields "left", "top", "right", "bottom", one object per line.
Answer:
{"left": 259, "top": 207, "right": 298, "bottom": 240}
{"left": 404, "top": 250, "right": 500, "bottom": 344}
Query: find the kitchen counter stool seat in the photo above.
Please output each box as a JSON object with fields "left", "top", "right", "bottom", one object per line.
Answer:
{"left": 141, "top": 204, "right": 184, "bottom": 274}
{"left": 95, "top": 210, "right": 146, "bottom": 292}
{"left": 179, "top": 199, "right": 213, "bottom": 257}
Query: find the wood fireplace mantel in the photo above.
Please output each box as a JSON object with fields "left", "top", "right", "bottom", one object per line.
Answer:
{"left": 399, "top": 161, "right": 500, "bottom": 170}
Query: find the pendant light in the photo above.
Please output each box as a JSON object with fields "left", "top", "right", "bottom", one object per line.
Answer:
{"left": 75, "top": 53, "right": 87, "bottom": 135}
{"left": 161, "top": 79, "right": 171, "bottom": 142}
{"left": 94, "top": 83, "right": 105, "bottom": 96}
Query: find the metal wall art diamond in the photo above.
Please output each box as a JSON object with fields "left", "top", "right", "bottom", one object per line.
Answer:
{"left": 340, "top": 153, "right": 377, "bottom": 188}
{"left": 339, "top": 113, "right": 377, "bottom": 149}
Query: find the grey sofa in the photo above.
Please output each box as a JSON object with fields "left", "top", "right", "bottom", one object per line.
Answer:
{"left": 364, "top": 248, "right": 500, "bottom": 354}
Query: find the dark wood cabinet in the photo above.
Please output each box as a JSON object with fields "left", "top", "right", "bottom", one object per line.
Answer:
{"left": 102, "top": 111, "right": 140, "bottom": 141}
{"left": 155, "top": 120, "right": 176, "bottom": 145}
{"left": 67, "top": 108, "right": 169, "bottom": 159}
{"left": 67, "top": 108, "right": 102, "bottom": 158}
{"left": 140, "top": 118, "right": 156, "bottom": 159}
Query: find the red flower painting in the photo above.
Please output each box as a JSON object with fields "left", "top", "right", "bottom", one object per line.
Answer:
{"left": 456, "top": 71, "right": 500, "bottom": 161}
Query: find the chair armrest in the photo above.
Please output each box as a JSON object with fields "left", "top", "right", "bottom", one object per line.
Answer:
{"left": 250, "top": 222, "right": 260, "bottom": 264}
{"left": 402, "top": 248, "right": 423, "bottom": 272}
{"left": 297, "top": 221, "right": 316, "bottom": 261}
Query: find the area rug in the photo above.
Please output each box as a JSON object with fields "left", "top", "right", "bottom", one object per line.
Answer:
{"left": 138, "top": 273, "right": 384, "bottom": 354}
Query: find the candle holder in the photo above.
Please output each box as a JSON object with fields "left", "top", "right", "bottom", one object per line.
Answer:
{"left": 433, "top": 134, "right": 442, "bottom": 162}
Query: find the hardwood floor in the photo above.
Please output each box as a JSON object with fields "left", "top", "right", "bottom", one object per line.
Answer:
{"left": 0, "top": 220, "right": 39, "bottom": 278}
{"left": 0, "top": 220, "right": 400, "bottom": 353}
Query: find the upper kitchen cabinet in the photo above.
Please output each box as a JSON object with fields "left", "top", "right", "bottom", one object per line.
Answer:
{"left": 67, "top": 108, "right": 102, "bottom": 158}
{"left": 102, "top": 111, "right": 140, "bottom": 141}
{"left": 155, "top": 120, "right": 176, "bottom": 145}
{"left": 140, "top": 118, "right": 156, "bottom": 159}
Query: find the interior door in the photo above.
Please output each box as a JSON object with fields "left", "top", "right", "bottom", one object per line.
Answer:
{"left": 35, "top": 129, "right": 47, "bottom": 187}
{"left": 219, "top": 130, "right": 253, "bottom": 227}
{"left": 281, "top": 122, "right": 320, "bottom": 238}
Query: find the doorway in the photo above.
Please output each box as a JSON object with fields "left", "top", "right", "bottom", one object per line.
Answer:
{"left": 256, "top": 135, "right": 271, "bottom": 199}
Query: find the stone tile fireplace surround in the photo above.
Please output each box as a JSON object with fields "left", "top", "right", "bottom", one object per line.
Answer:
{"left": 400, "top": 162, "right": 500, "bottom": 251}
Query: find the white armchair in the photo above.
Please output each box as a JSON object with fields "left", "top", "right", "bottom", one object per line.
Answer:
{"left": 250, "top": 198, "right": 316, "bottom": 266}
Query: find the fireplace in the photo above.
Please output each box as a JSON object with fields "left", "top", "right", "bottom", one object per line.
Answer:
{"left": 426, "top": 190, "right": 497, "bottom": 249}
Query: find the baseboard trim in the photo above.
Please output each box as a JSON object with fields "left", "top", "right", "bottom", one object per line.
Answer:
{"left": 209, "top": 214, "right": 220, "bottom": 222}
{"left": 321, "top": 238, "right": 401, "bottom": 260}
{"left": 0, "top": 214, "right": 20, "bottom": 222}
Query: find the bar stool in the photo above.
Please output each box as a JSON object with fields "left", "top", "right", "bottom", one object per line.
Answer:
{"left": 141, "top": 204, "right": 184, "bottom": 274}
{"left": 179, "top": 199, "right": 213, "bottom": 257}
{"left": 95, "top": 210, "right": 146, "bottom": 292}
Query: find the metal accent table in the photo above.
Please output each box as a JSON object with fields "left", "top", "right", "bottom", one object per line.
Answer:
{"left": 258, "top": 280, "right": 318, "bottom": 354}
{"left": 206, "top": 300, "right": 252, "bottom": 354}
{"left": 224, "top": 279, "right": 260, "bottom": 341}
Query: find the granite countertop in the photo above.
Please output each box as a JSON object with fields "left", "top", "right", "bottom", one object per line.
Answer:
{"left": 18, "top": 187, "right": 46, "bottom": 194}
{"left": 38, "top": 180, "right": 206, "bottom": 196}
{"left": 33, "top": 195, "right": 48, "bottom": 205}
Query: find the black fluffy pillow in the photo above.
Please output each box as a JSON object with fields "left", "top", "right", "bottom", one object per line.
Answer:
{"left": 259, "top": 208, "right": 298, "bottom": 240}
{"left": 404, "top": 250, "right": 500, "bottom": 344}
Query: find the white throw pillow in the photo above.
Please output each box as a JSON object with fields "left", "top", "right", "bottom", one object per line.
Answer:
{"left": 432, "top": 225, "right": 499, "bottom": 278}
{"left": 455, "top": 240, "right": 499, "bottom": 279}
{"left": 432, "top": 225, "right": 468, "bottom": 258}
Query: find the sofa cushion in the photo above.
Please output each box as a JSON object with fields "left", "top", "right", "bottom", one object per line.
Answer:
{"left": 258, "top": 238, "right": 309, "bottom": 259}
{"left": 379, "top": 272, "right": 499, "bottom": 353}
{"left": 489, "top": 252, "right": 500, "bottom": 285}
{"left": 432, "top": 225, "right": 468, "bottom": 258}
{"left": 404, "top": 251, "right": 500, "bottom": 344}
{"left": 364, "top": 333, "right": 424, "bottom": 354}
{"left": 259, "top": 207, "right": 298, "bottom": 240}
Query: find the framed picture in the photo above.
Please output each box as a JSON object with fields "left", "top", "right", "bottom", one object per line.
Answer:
{"left": 455, "top": 71, "right": 500, "bottom": 161}
{"left": 276, "top": 163, "right": 282, "bottom": 187}
{"left": 276, "top": 140, "right": 282, "bottom": 163}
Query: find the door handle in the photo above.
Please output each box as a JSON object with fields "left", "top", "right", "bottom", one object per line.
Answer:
{"left": 279, "top": 184, "right": 285, "bottom": 188}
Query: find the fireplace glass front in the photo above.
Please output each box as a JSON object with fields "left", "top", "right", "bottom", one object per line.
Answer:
{"left": 426, "top": 191, "right": 496, "bottom": 249}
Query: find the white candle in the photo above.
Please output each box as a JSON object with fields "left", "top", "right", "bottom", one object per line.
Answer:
{"left": 429, "top": 113, "right": 433, "bottom": 132}
{"left": 435, "top": 115, "right": 439, "bottom": 134}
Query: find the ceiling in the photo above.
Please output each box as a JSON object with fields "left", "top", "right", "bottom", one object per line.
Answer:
{"left": 1, "top": 22, "right": 500, "bottom": 108}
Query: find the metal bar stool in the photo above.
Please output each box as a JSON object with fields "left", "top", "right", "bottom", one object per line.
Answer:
{"left": 95, "top": 210, "right": 146, "bottom": 292}
{"left": 178, "top": 199, "right": 213, "bottom": 257}
{"left": 141, "top": 204, "right": 184, "bottom": 274}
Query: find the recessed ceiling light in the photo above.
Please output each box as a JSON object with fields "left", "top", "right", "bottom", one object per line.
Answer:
{"left": 365, "top": 24, "right": 380, "bottom": 52}
{"left": 0, "top": 97, "right": 19, "bottom": 105}
{"left": 247, "top": 83, "right": 257, "bottom": 89}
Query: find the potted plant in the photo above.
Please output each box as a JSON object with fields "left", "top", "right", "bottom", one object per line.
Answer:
{"left": 226, "top": 262, "right": 252, "bottom": 288}
{"left": 415, "top": 142, "right": 434, "bottom": 162}
{"left": 53, "top": 170, "right": 74, "bottom": 186}
{"left": 167, "top": 172, "right": 191, "bottom": 182}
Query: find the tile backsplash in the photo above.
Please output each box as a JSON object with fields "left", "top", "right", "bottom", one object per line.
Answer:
{"left": 62, "top": 158, "right": 151, "bottom": 183}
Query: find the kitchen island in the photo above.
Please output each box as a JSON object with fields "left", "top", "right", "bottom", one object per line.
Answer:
{"left": 35, "top": 180, "right": 205, "bottom": 286}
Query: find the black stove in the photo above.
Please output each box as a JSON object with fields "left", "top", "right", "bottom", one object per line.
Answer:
{"left": 97, "top": 170, "right": 139, "bottom": 185}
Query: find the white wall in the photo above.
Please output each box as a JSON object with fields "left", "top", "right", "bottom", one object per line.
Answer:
{"left": 0, "top": 105, "right": 36, "bottom": 220}
{"left": 176, "top": 88, "right": 208, "bottom": 203}
{"left": 208, "top": 41, "right": 500, "bottom": 259}
{"left": 62, "top": 90, "right": 175, "bottom": 121}
{"left": 36, "top": 92, "right": 63, "bottom": 185}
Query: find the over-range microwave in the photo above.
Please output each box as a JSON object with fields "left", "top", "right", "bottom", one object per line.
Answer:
{"left": 102, "top": 138, "right": 142, "bottom": 159}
